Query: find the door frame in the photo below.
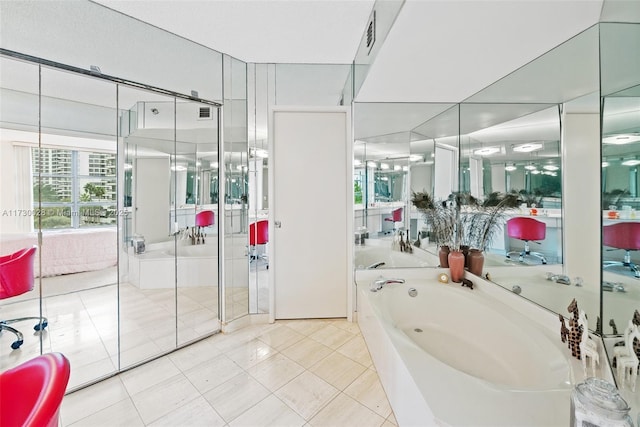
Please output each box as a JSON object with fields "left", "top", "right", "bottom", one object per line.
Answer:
{"left": 268, "top": 106, "right": 354, "bottom": 323}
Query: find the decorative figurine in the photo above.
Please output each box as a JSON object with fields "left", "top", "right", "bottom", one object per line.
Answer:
{"left": 559, "top": 314, "right": 569, "bottom": 344}
{"left": 461, "top": 278, "right": 474, "bottom": 290}
{"left": 567, "top": 298, "right": 583, "bottom": 359}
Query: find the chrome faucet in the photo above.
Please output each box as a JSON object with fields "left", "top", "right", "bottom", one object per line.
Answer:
{"left": 603, "top": 281, "right": 626, "bottom": 292}
{"left": 370, "top": 277, "right": 405, "bottom": 292}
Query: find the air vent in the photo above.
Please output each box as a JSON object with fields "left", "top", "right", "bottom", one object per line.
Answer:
{"left": 198, "top": 106, "right": 213, "bottom": 120}
{"left": 366, "top": 10, "right": 376, "bottom": 55}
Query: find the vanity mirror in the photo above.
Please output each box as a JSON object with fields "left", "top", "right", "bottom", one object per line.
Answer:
{"left": 600, "top": 22, "right": 640, "bottom": 338}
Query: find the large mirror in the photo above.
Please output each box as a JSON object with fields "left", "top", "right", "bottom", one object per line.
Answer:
{"left": 0, "top": 53, "right": 222, "bottom": 388}
{"left": 600, "top": 22, "right": 640, "bottom": 340}
{"left": 353, "top": 103, "right": 457, "bottom": 271}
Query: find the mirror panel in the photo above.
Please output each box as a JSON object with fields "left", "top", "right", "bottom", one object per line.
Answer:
{"left": 118, "top": 86, "right": 177, "bottom": 368}
{"left": 175, "top": 101, "right": 220, "bottom": 346}
{"left": 0, "top": 57, "right": 44, "bottom": 370}
{"left": 36, "top": 66, "right": 119, "bottom": 388}
{"left": 223, "top": 55, "right": 249, "bottom": 321}
{"left": 601, "top": 22, "right": 640, "bottom": 341}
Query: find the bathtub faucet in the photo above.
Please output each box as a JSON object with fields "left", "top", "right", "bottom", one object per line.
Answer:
{"left": 370, "top": 277, "right": 405, "bottom": 292}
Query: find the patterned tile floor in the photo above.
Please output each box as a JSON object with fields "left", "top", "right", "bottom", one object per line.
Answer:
{"left": 60, "top": 319, "right": 396, "bottom": 427}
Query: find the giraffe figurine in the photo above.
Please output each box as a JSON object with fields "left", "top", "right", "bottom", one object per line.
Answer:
{"left": 567, "top": 298, "right": 583, "bottom": 359}
{"left": 559, "top": 313, "right": 569, "bottom": 344}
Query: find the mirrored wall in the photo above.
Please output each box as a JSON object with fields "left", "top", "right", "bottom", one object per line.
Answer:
{"left": 353, "top": 22, "right": 608, "bottom": 333}
{"left": 600, "top": 22, "right": 640, "bottom": 341}
{"left": 0, "top": 54, "right": 221, "bottom": 389}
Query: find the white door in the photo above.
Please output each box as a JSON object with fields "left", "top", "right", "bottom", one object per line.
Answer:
{"left": 270, "top": 108, "right": 350, "bottom": 319}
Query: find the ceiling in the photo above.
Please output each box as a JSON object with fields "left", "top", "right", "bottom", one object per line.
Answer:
{"left": 95, "top": 0, "right": 607, "bottom": 103}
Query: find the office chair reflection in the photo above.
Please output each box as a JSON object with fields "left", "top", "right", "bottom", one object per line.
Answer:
{"left": 603, "top": 222, "right": 640, "bottom": 278}
{"left": 506, "top": 217, "right": 547, "bottom": 264}
{"left": 0, "top": 246, "right": 48, "bottom": 349}
{"left": 250, "top": 219, "right": 269, "bottom": 268}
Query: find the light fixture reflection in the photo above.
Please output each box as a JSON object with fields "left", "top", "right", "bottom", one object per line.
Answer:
{"left": 354, "top": 159, "right": 362, "bottom": 166}
{"left": 603, "top": 134, "right": 640, "bottom": 145}
{"left": 505, "top": 165, "right": 517, "bottom": 172}
{"left": 622, "top": 159, "right": 640, "bottom": 166}
{"left": 602, "top": 161, "right": 609, "bottom": 168}
{"left": 473, "top": 147, "right": 500, "bottom": 156}
{"left": 513, "top": 142, "right": 543, "bottom": 152}
{"left": 543, "top": 165, "right": 559, "bottom": 171}
{"left": 524, "top": 165, "right": 537, "bottom": 170}
{"left": 380, "top": 163, "right": 390, "bottom": 170}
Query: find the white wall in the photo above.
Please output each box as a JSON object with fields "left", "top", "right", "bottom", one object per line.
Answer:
{"left": 562, "top": 112, "right": 600, "bottom": 319}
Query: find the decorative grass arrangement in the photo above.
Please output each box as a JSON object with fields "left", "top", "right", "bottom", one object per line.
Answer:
{"left": 411, "top": 191, "right": 457, "bottom": 249}
{"left": 459, "top": 192, "right": 520, "bottom": 251}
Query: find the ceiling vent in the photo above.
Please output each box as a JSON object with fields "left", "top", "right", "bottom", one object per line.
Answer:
{"left": 198, "top": 106, "right": 213, "bottom": 120}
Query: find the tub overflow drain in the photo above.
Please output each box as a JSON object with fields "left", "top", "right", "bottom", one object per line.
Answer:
{"left": 414, "top": 328, "right": 423, "bottom": 333}
{"left": 408, "top": 288, "right": 418, "bottom": 297}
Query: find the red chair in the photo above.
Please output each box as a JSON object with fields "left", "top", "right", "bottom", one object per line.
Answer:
{"left": 384, "top": 207, "right": 403, "bottom": 234}
{"left": 249, "top": 220, "right": 269, "bottom": 268}
{"left": 1, "top": 246, "right": 48, "bottom": 350}
{"left": 506, "top": 217, "right": 547, "bottom": 264}
{"left": 603, "top": 222, "right": 640, "bottom": 278}
{"left": 195, "top": 210, "right": 215, "bottom": 227}
{"left": 0, "top": 352, "right": 71, "bottom": 427}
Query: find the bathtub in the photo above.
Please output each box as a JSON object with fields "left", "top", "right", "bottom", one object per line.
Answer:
{"left": 354, "top": 241, "right": 437, "bottom": 269}
{"left": 356, "top": 269, "right": 581, "bottom": 426}
{"left": 127, "top": 241, "right": 218, "bottom": 289}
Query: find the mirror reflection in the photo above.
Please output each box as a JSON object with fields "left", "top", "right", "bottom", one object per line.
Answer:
{"left": 600, "top": 23, "right": 640, "bottom": 339}
{"left": 0, "top": 54, "right": 222, "bottom": 388}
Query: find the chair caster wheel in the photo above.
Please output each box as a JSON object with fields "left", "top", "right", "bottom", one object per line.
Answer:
{"left": 11, "top": 340, "right": 23, "bottom": 350}
{"left": 34, "top": 321, "right": 48, "bottom": 331}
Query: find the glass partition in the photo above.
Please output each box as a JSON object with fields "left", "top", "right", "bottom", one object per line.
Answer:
{"left": 600, "top": 22, "right": 640, "bottom": 342}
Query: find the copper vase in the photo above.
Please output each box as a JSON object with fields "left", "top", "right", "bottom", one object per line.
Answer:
{"left": 468, "top": 249, "right": 485, "bottom": 277}
{"left": 438, "top": 245, "right": 450, "bottom": 268}
{"left": 448, "top": 250, "right": 465, "bottom": 283}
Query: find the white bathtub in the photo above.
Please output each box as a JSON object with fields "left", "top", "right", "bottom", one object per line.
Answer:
{"left": 127, "top": 241, "right": 218, "bottom": 289}
{"left": 354, "top": 244, "right": 437, "bottom": 269}
{"left": 357, "top": 269, "right": 579, "bottom": 426}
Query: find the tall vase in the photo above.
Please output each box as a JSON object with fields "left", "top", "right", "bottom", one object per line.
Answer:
{"left": 438, "top": 245, "right": 450, "bottom": 268}
{"left": 468, "top": 249, "right": 485, "bottom": 277}
{"left": 460, "top": 245, "right": 470, "bottom": 269}
{"left": 448, "top": 250, "right": 465, "bottom": 283}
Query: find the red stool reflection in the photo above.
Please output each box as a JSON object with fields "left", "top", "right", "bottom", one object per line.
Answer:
{"left": 506, "top": 217, "right": 547, "bottom": 264}
{"left": 603, "top": 222, "right": 640, "bottom": 278}
{"left": 384, "top": 207, "right": 403, "bottom": 234}
{"left": 250, "top": 220, "right": 269, "bottom": 268}
{"left": 195, "top": 210, "right": 215, "bottom": 227}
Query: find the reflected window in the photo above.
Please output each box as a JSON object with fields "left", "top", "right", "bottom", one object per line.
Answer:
{"left": 32, "top": 147, "right": 117, "bottom": 229}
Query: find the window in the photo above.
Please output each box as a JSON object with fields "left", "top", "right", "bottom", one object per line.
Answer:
{"left": 32, "top": 148, "right": 117, "bottom": 229}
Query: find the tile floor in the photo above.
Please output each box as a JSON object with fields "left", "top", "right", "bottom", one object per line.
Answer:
{"left": 60, "top": 319, "right": 396, "bottom": 427}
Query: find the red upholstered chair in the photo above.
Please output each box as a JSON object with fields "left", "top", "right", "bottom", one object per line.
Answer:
{"left": 249, "top": 220, "right": 269, "bottom": 268}
{"left": 384, "top": 207, "right": 403, "bottom": 234}
{"left": 195, "top": 210, "right": 215, "bottom": 227}
{"left": 0, "top": 352, "right": 71, "bottom": 427}
{"left": 0, "top": 246, "right": 48, "bottom": 349}
{"left": 506, "top": 217, "right": 547, "bottom": 264}
{"left": 603, "top": 222, "right": 640, "bottom": 278}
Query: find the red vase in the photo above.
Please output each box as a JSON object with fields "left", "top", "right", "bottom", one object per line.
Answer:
{"left": 438, "top": 245, "right": 450, "bottom": 268}
{"left": 468, "top": 249, "right": 485, "bottom": 277}
{"left": 448, "top": 250, "right": 465, "bottom": 283}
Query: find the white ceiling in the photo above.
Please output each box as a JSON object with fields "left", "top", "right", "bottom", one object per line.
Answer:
{"left": 93, "top": 0, "right": 376, "bottom": 64}
{"left": 95, "top": 0, "right": 606, "bottom": 103}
